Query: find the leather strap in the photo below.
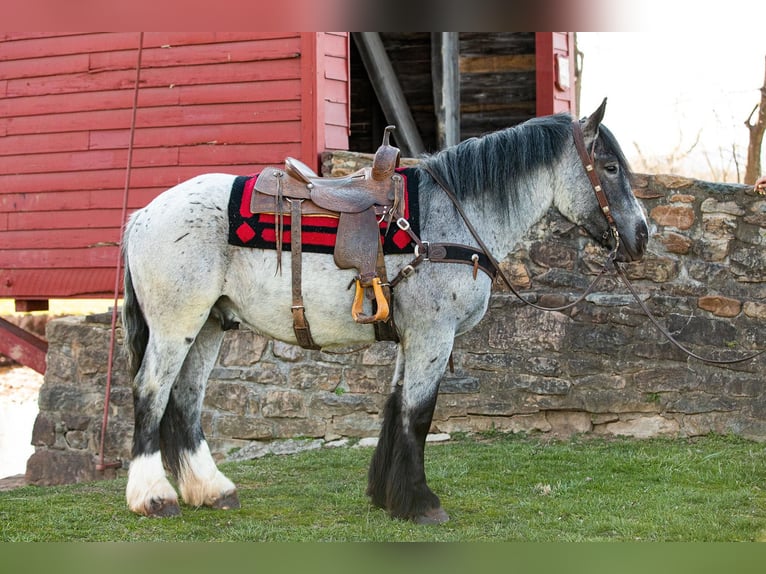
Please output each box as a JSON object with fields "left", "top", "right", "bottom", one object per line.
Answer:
{"left": 615, "top": 263, "right": 765, "bottom": 365}
{"left": 420, "top": 162, "right": 612, "bottom": 312}
{"left": 275, "top": 171, "right": 284, "bottom": 274}
{"left": 571, "top": 119, "right": 620, "bottom": 246}
{"left": 288, "top": 198, "right": 321, "bottom": 350}
{"left": 372, "top": 241, "right": 399, "bottom": 342}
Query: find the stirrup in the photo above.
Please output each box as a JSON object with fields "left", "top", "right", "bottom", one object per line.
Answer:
{"left": 351, "top": 277, "right": 390, "bottom": 324}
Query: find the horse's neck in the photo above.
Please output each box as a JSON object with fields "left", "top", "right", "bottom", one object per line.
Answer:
{"left": 419, "top": 168, "right": 555, "bottom": 258}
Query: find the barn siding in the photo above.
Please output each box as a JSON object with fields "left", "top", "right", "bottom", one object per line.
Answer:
{"left": 0, "top": 32, "right": 347, "bottom": 301}
{"left": 535, "top": 32, "right": 577, "bottom": 116}
{"left": 348, "top": 32, "right": 539, "bottom": 154}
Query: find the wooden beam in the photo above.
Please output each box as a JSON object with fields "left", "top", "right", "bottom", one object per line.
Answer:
{"left": 351, "top": 32, "right": 425, "bottom": 157}
{"left": 431, "top": 32, "right": 460, "bottom": 149}
{"left": 0, "top": 316, "right": 48, "bottom": 374}
{"left": 14, "top": 299, "right": 49, "bottom": 312}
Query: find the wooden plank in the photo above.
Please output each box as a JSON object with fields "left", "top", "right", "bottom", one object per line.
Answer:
{"left": 14, "top": 300, "right": 49, "bottom": 312}
{"left": 5, "top": 208, "right": 125, "bottom": 231}
{"left": 0, "top": 32, "right": 298, "bottom": 62}
{"left": 459, "top": 33, "right": 535, "bottom": 56}
{"left": 0, "top": 53, "right": 90, "bottom": 80}
{"left": 88, "top": 121, "right": 302, "bottom": 151}
{"left": 324, "top": 55, "right": 348, "bottom": 82}
{"left": 459, "top": 54, "right": 536, "bottom": 74}
{"left": 0, "top": 164, "right": 269, "bottom": 195}
{"left": 0, "top": 246, "right": 119, "bottom": 269}
{"left": 3, "top": 100, "right": 302, "bottom": 136}
{"left": 0, "top": 79, "right": 302, "bottom": 119}
{"left": 177, "top": 80, "right": 302, "bottom": 106}
{"left": 178, "top": 142, "right": 299, "bottom": 166}
{"left": 0, "top": 87, "right": 176, "bottom": 118}
{"left": 0, "top": 32, "right": 84, "bottom": 43}
{"left": 0, "top": 316, "right": 48, "bottom": 374}
{"left": 0, "top": 268, "right": 118, "bottom": 299}
{"left": 0, "top": 228, "right": 121, "bottom": 249}
{"left": 143, "top": 32, "right": 299, "bottom": 49}
{"left": 1, "top": 187, "right": 174, "bottom": 213}
{"left": 88, "top": 38, "right": 302, "bottom": 73}
{"left": 0, "top": 131, "right": 90, "bottom": 156}
{"left": 0, "top": 33, "right": 139, "bottom": 61}
{"left": 0, "top": 146, "right": 180, "bottom": 175}
{"left": 325, "top": 124, "right": 350, "bottom": 150}
{"left": 324, "top": 101, "right": 349, "bottom": 127}
{"left": 4, "top": 59, "right": 302, "bottom": 98}
{"left": 324, "top": 33, "right": 348, "bottom": 58}
{"left": 300, "top": 33, "right": 321, "bottom": 170}
{"left": 535, "top": 32, "right": 555, "bottom": 117}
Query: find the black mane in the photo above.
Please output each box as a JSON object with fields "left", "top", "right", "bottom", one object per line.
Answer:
{"left": 421, "top": 113, "right": 631, "bottom": 217}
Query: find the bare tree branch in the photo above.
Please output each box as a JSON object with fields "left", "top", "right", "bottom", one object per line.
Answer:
{"left": 744, "top": 56, "right": 766, "bottom": 185}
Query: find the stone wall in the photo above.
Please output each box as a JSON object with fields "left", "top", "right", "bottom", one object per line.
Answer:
{"left": 26, "top": 156, "right": 766, "bottom": 485}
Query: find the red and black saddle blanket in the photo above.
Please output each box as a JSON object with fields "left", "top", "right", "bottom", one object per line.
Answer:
{"left": 227, "top": 167, "right": 421, "bottom": 255}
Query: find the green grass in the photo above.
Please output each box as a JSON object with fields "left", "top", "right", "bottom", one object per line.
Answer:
{"left": 2, "top": 433, "right": 765, "bottom": 542}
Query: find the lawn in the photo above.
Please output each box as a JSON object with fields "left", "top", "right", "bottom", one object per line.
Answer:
{"left": 2, "top": 433, "right": 765, "bottom": 542}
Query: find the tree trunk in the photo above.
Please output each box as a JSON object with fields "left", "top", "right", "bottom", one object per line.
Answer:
{"left": 744, "top": 55, "right": 766, "bottom": 185}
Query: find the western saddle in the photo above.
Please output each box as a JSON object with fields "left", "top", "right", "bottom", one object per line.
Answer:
{"left": 251, "top": 126, "right": 405, "bottom": 349}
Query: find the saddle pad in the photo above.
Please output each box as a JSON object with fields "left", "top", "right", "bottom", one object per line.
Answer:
{"left": 227, "top": 167, "right": 421, "bottom": 255}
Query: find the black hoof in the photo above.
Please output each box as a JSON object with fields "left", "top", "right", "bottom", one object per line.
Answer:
{"left": 412, "top": 506, "right": 450, "bottom": 525}
{"left": 147, "top": 498, "right": 181, "bottom": 518}
{"left": 211, "top": 491, "right": 241, "bottom": 510}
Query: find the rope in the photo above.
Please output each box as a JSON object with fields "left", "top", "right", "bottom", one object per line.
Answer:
{"left": 97, "top": 32, "right": 144, "bottom": 472}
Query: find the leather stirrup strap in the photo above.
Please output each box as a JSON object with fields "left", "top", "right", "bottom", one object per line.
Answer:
{"left": 288, "top": 198, "right": 321, "bottom": 350}
{"left": 372, "top": 241, "right": 399, "bottom": 342}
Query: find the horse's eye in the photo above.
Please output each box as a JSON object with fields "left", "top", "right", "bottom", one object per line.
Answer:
{"left": 604, "top": 163, "right": 619, "bottom": 175}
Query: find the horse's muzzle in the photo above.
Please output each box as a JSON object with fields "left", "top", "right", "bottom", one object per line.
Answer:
{"left": 615, "top": 220, "right": 649, "bottom": 262}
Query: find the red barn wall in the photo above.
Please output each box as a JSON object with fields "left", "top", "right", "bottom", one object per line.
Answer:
{"left": 0, "top": 32, "right": 348, "bottom": 301}
{"left": 534, "top": 32, "right": 576, "bottom": 117}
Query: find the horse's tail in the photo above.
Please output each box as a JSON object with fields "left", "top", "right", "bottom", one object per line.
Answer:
{"left": 122, "top": 247, "right": 149, "bottom": 380}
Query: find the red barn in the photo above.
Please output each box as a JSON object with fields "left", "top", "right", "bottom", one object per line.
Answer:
{"left": 0, "top": 32, "right": 576, "bottom": 372}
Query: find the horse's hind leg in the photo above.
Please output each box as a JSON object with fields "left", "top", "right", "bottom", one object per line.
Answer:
{"left": 126, "top": 335, "right": 195, "bottom": 517}
{"left": 163, "top": 315, "right": 239, "bottom": 510}
{"left": 367, "top": 332, "right": 452, "bottom": 524}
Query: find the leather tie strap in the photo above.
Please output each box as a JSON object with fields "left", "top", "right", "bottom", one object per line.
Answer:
{"left": 288, "top": 198, "right": 321, "bottom": 350}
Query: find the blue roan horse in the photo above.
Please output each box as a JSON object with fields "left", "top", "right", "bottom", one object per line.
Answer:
{"left": 122, "top": 101, "right": 648, "bottom": 523}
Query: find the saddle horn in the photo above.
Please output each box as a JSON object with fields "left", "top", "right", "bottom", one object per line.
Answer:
{"left": 372, "top": 125, "right": 400, "bottom": 181}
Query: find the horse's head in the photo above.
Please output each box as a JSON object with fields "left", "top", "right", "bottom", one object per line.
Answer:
{"left": 554, "top": 99, "right": 648, "bottom": 263}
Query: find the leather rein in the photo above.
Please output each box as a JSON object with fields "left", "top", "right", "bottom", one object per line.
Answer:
{"left": 420, "top": 120, "right": 763, "bottom": 366}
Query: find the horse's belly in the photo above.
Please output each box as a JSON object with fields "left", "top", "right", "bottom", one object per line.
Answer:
{"left": 222, "top": 249, "right": 380, "bottom": 347}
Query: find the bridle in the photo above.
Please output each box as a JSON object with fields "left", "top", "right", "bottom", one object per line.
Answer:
{"left": 421, "top": 120, "right": 763, "bottom": 365}
{"left": 571, "top": 118, "right": 621, "bottom": 251}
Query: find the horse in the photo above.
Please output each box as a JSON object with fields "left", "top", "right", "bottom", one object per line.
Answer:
{"left": 121, "top": 100, "right": 648, "bottom": 523}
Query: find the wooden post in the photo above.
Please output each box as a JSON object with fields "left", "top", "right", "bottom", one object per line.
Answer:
{"left": 351, "top": 32, "right": 425, "bottom": 157}
{"left": 431, "top": 32, "right": 460, "bottom": 149}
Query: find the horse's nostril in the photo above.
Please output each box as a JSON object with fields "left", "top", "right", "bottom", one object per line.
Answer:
{"left": 637, "top": 221, "right": 648, "bottom": 242}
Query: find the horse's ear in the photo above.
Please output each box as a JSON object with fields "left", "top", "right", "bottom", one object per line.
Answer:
{"left": 582, "top": 98, "right": 607, "bottom": 141}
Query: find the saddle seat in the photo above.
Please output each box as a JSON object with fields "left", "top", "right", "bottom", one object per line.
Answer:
{"left": 249, "top": 126, "right": 404, "bottom": 347}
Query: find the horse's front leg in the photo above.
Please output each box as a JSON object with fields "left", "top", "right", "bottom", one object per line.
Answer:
{"left": 367, "top": 332, "right": 453, "bottom": 524}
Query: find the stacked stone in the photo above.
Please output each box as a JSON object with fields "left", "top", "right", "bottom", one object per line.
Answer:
{"left": 26, "top": 162, "right": 765, "bottom": 485}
